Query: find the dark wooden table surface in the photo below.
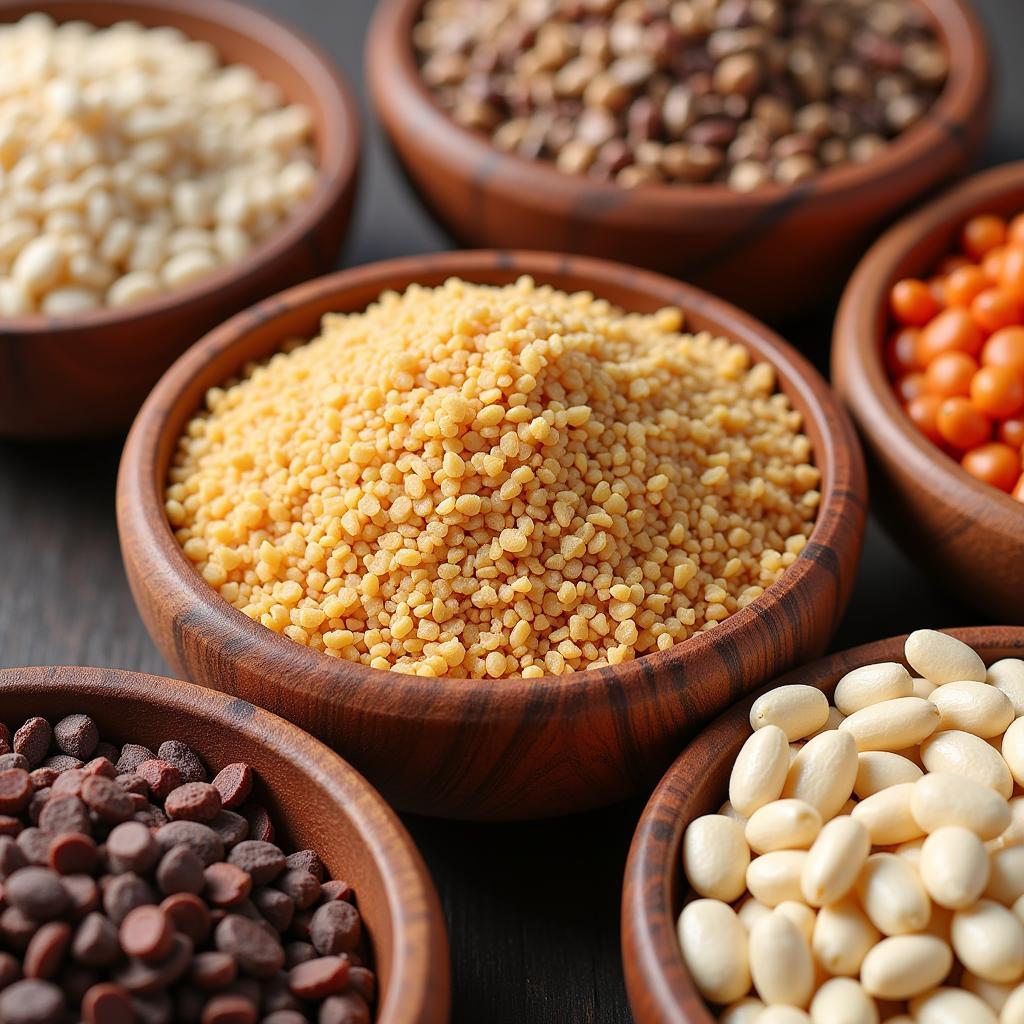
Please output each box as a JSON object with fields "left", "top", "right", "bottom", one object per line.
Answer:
{"left": 1, "top": 1, "right": 1022, "bottom": 1020}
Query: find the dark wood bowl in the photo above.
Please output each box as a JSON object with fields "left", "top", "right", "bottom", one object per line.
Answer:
{"left": 117, "top": 249, "right": 867, "bottom": 820}
{"left": 365, "top": 0, "right": 990, "bottom": 322}
{"left": 0, "top": 0, "right": 360, "bottom": 440}
{"left": 833, "top": 163, "right": 1024, "bottom": 624}
{"left": 0, "top": 665, "right": 451, "bottom": 1023}
{"left": 621, "top": 625, "right": 1024, "bottom": 1024}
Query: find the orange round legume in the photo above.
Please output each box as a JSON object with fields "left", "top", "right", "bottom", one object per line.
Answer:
{"left": 1001, "top": 245, "right": 1024, "bottom": 302}
{"left": 924, "top": 352, "right": 977, "bottom": 398}
{"left": 896, "top": 372, "right": 927, "bottom": 402}
{"left": 961, "top": 442, "right": 1022, "bottom": 493}
{"left": 936, "top": 397, "right": 991, "bottom": 450}
{"left": 982, "top": 326, "right": 1024, "bottom": 375}
{"left": 943, "top": 265, "right": 989, "bottom": 308}
{"left": 891, "top": 279, "right": 940, "bottom": 327}
{"left": 906, "top": 394, "right": 943, "bottom": 445}
{"left": 983, "top": 246, "right": 1007, "bottom": 282}
{"left": 971, "top": 288, "right": 1020, "bottom": 334}
{"left": 917, "top": 308, "right": 984, "bottom": 362}
{"left": 1000, "top": 418, "right": 1024, "bottom": 449}
{"left": 886, "top": 327, "right": 922, "bottom": 376}
{"left": 962, "top": 214, "right": 1007, "bottom": 260}
{"left": 938, "top": 254, "right": 971, "bottom": 276}
{"left": 970, "top": 365, "right": 1024, "bottom": 420}
{"left": 1010, "top": 213, "right": 1024, "bottom": 247}
{"left": 1014, "top": 474, "right": 1024, "bottom": 502}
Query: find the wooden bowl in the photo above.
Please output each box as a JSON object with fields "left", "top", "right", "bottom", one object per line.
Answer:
{"left": 621, "top": 625, "right": 1024, "bottom": 1024}
{"left": 365, "top": 0, "right": 990, "bottom": 322}
{"left": 0, "top": 0, "right": 360, "bottom": 440}
{"left": 117, "top": 249, "right": 867, "bottom": 820}
{"left": 0, "top": 665, "right": 450, "bottom": 1023}
{"left": 833, "top": 163, "right": 1024, "bottom": 624}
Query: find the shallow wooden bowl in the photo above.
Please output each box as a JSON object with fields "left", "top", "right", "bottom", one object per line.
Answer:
{"left": 0, "top": 0, "right": 360, "bottom": 440}
{"left": 117, "top": 249, "right": 867, "bottom": 820}
{"left": 0, "top": 665, "right": 450, "bottom": 1023}
{"left": 621, "top": 625, "right": 1024, "bottom": 1024}
{"left": 366, "top": 0, "right": 990, "bottom": 321}
{"left": 833, "top": 163, "right": 1024, "bottom": 624}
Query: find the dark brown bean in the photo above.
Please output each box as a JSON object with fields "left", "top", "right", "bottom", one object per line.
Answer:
{"left": 54, "top": 715, "right": 99, "bottom": 760}
{"left": 48, "top": 831, "right": 97, "bottom": 875}
{"left": 5, "top": 867, "right": 70, "bottom": 921}
{"left": 81, "top": 982, "right": 135, "bottom": 1024}
{"left": 160, "top": 893, "right": 212, "bottom": 945}
{"left": 116, "top": 774, "right": 150, "bottom": 798}
{"left": 320, "top": 880, "right": 353, "bottom": 904}
{"left": 0, "top": 836, "right": 27, "bottom": 879}
{"left": 201, "top": 993, "right": 258, "bottom": 1024}
{"left": 309, "top": 902, "right": 361, "bottom": 957}
{"left": 0, "top": 770, "right": 32, "bottom": 815}
{"left": 62, "top": 873, "right": 100, "bottom": 918}
{"left": 0, "top": 978, "right": 65, "bottom": 1024}
{"left": 276, "top": 869, "right": 321, "bottom": 910}
{"left": 288, "top": 956, "right": 350, "bottom": 999}
{"left": 318, "top": 992, "right": 370, "bottom": 1024}
{"left": 72, "top": 912, "right": 122, "bottom": 968}
{"left": 165, "top": 782, "right": 221, "bottom": 823}
{"left": 190, "top": 950, "right": 237, "bottom": 990}
{"left": 285, "top": 850, "right": 324, "bottom": 882}
{"left": 50, "top": 768, "right": 86, "bottom": 797}
{"left": 204, "top": 862, "right": 253, "bottom": 908}
{"left": 107, "top": 821, "right": 160, "bottom": 875}
{"left": 13, "top": 720, "right": 52, "bottom": 770}
{"left": 210, "top": 811, "right": 249, "bottom": 849}
{"left": 347, "top": 965, "right": 376, "bottom": 1004}
{"left": 0, "top": 906, "right": 39, "bottom": 950}
{"left": 229, "top": 841, "right": 286, "bottom": 886}
{"left": 155, "top": 821, "right": 224, "bottom": 867}
{"left": 115, "top": 744, "right": 155, "bottom": 776}
{"left": 211, "top": 764, "right": 253, "bottom": 810}
{"left": 240, "top": 805, "right": 274, "bottom": 844}
{"left": 113, "top": 932, "right": 192, "bottom": 995}
{"left": 38, "top": 793, "right": 90, "bottom": 836}
{"left": 43, "top": 753, "right": 83, "bottom": 772}
{"left": 120, "top": 904, "right": 174, "bottom": 963}
{"left": 83, "top": 756, "right": 117, "bottom": 779}
{"left": 157, "top": 741, "right": 207, "bottom": 784}
{"left": 23, "top": 920, "right": 71, "bottom": 979}
{"left": 156, "top": 844, "right": 205, "bottom": 896}
{"left": 16, "top": 827, "right": 50, "bottom": 865}
{"left": 252, "top": 887, "right": 294, "bottom": 932}
{"left": 103, "top": 872, "right": 156, "bottom": 925}
{"left": 135, "top": 760, "right": 181, "bottom": 802}
{"left": 215, "top": 914, "right": 285, "bottom": 978}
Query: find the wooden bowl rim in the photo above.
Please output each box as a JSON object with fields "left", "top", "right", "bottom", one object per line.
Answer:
{"left": 0, "top": 664, "right": 451, "bottom": 1024}
{"left": 832, "top": 161, "right": 1024, "bottom": 537}
{"left": 0, "top": 0, "right": 360, "bottom": 336}
{"left": 117, "top": 247, "right": 865, "bottom": 708}
{"left": 367, "top": 0, "right": 989, "bottom": 214}
{"left": 621, "top": 624, "right": 1024, "bottom": 1024}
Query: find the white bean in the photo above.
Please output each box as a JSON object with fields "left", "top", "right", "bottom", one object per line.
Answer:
{"left": 1002, "top": 985, "right": 1024, "bottom": 1024}
{"left": 676, "top": 898, "right": 751, "bottom": 1004}
{"left": 911, "top": 772, "right": 1012, "bottom": 840}
{"left": 11, "top": 234, "right": 64, "bottom": 294}
{"left": 1002, "top": 719, "right": 1024, "bottom": 788}
{"left": 989, "top": 847, "right": 1024, "bottom": 906}
{"left": 856, "top": 852, "right": 931, "bottom": 935}
{"left": 801, "top": 815, "right": 870, "bottom": 907}
{"left": 775, "top": 901, "right": 816, "bottom": 945}
{"left": 922, "top": 729, "right": 1013, "bottom": 797}
{"left": 40, "top": 286, "right": 99, "bottom": 316}
{"left": 914, "top": 676, "right": 939, "bottom": 699}
{"left": 989, "top": 660, "right": 1024, "bottom": 717}
{"left": 106, "top": 271, "right": 160, "bottom": 309}
{"left": 839, "top": 697, "right": 939, "bottom": 752}
{"left": 853, "top": 750, "right": 923, "bottom": 799}
{"left": 852, "top": 782, "right": 923, "bottom": 845}
{"left": 737, "top": 897, "right": 772, "bottom": 933}
{"left": 919, "top": 827, "right": 990, "bottom": 909}
{"left": 932, "top": 682, "right": 1014, "bottom": 739}
{"left": 747, "top": 850, "right": 808, "bottom": 907}
{"left": 910, "top": 987, "right": 999, "bottom": 1023}
{"left": 834, "top": 662, "right": 913, "bottom": 716}
{"left": 758, "top": 1009, "right": 811, "bottom": 1024}
{"left": 719, "top": 998, "right": 765, "bottom": 1024}
{"left": 991, "top": 798, "right": 1024, "bottom": 852}
{"left": 906, "top": 629, "right": 988, "bottom": 684}
{"left": 161, "top": 247, "right": 218, "bottom": 289}
{"left": 682, "top": 814, "right": 750, "bottom": 902}
{"left": 745, "top": 800, "right": 822, "bottom": 854}
{"left": 749, "top": 910, "right": 814, "bottom": 1008}
{"left": 962, "top": 973, "right": 1013, "bottom": 1013}
{"left": 859, "top": 933, "right": 953, "bottom": 1000}
{"left": 808, "top": 977, "right": 878, "bottom": 1024}
{"left": 782, "top": 730, "right": 858, "bottom": 820}
{"left": 812, "top": 897, "right": 880, "bottom": 976}
{"left": 730, "top": 724, "right": 791, "bottom": 817}
{"left": 750, "top": 685, "right": 830, "bottom": 741}
{"left": 952, "top": 900, "right": 1024, "bottom": 984}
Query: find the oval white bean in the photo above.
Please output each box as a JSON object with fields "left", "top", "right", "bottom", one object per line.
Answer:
{"left": 989, "top": 659, "right": 1024, "bottom": 717}
{"left": 853, "top": 750, "right": 923, "bottom": 799}
{"left": 839, "top": 697, "right": 940, "bottom": 752}
{"left": 988, "top": 847, "right": 1024, "bottom": 907}
{"left": 747, "top": 850, "right": 808, "bottom": 907}
{"left": 775, "top": 901, "right": 816, "bottom": 945}
{"left": 745, "top": 799, "right": 822, "bottom": 854}
{"left": 749, "top": 910, "right": 814, "bottom": 1008}
{"left": 914, "top": 676, "right": 939, "bottom": 699}
{"left": 808, "top": 977, "right": 878, "bottom": 1024}
{"left": 750, "top": 685, "right": 830, "bottom": 742}
{"left": 1002, "top": 719, "right": 1024, "bottom": 788}
{"left": 912, "top": 772, "right": 1012, "bottom": 840}
{"left": 801, "top": 815, "right": 870, "bottom": 907}
{"left": 906, "top": 628, "right": 988, "bottom": 685}
{"left": 720, "top": 998, "right": 765, "bottom": 1024}
{"left": 962, "top": 973, "right": 1012, "bottom": 1014}
{"left": 738, "top": 896, "right": 772, "bottom": 933}
{"left": 932, "top": 682, "right": 1014, "bottom": 739}
{"left": 782, "top": 730, "right": 858, "bottom": 820}
{"left": 910, "top": 987, "right": 999, "bottom": 1023}
{"left": 677, "top": 899, "right": 750, "bottom": 1004}
{"left": 758, "top": 1009, "right": 811, "bottom": 1024}
{"left": 682, "top": 815, "right": 750, "bottom": 902}
{"left": 859, "top": 933, "right": 953, "bottom": 1000}
{"left": 834, "top": 662, "right": 913, "bottom": 716}
{"left": 730, "top": 725, "right": 791, "bottom": 817}
{"left": 812, "top": 897, "right": 880, "bottom": 977}
{"left": 856, "top": 852, "right": 931, "bottom": 935}
{"left": 1001, "top": 985, "right": 1024, "bottom": 1024}
{"left": 919, "top": 827, "right": 990, "bottom": 909}
{"left": 852, "top": 782, "right": 923, "bottom": 845}
{"left": 952, "top": 900, "right": 1024, "bottom": 984}
{"left": 922, "top": 729, "right": 1013, "bottom": 797}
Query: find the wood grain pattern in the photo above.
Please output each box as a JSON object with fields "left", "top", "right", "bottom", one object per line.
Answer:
{"left": 117, "top": 249, "right": 867, "bottom": 820}
{"left": 365, "top": 0, "right": 992, "bottom": 321}
{"left": 620, "top": 625, "right": 1024, "bottom": 1024}
{"left": 0, "top": 0, "right": 360, "bottom": 440}
{"left": 833, "top": 163, "right": 1024, "bottom": 625}
{"left": 0, "top": 665, "right": 451, "bottom": 1024}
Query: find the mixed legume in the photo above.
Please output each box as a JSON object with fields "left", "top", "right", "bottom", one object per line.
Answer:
{"left": 679, "top": 630, "right": 1024, "bottom": 1022}
{"left": 889, "top": 213, "right": 1024, "bottom": 501}
{"left": 413, "top": 0, "right": 948, "bottom": 191}
{"left": 0, "top": 711, "right": 375, "bottom": 1023}
{"left": 166, "top": 276, "right": 819, "bottom": 678}
{"left": 0, "top": 14, "right": 318, "bottom": 316}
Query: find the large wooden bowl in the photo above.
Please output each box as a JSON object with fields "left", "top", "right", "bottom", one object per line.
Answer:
{"left": 833, "top": 163, "right": 1024, "bottom": 624}
{"left": 0, "top": 665, "right": 451, "bottom": 1024}
{"left": 366, "top": 0, "right": 990, "bottom": 321}
{"left": 117, "top": 249, "right": 867, "bottom": 820}
{"left": 621, "top": 625, "right": 1024, "bottom": 1024}
{"left": 0, "top": 0, "right": 360, "bottom": 440}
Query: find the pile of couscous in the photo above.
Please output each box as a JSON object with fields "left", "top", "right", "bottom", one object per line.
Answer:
{"left": 166, "top": 277, "right": 820, "bottom": 678}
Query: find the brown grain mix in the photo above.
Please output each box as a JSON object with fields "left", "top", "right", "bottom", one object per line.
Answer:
{"left": 167, "top": 277, "right": 820, "bottom": 678}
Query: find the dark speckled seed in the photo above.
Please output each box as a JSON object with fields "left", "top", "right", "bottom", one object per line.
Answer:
{"left": 13, "top": 720, "right": 52, "bottom": 770}
{"left": 62, "top": 874, "right": 100, "bottom": 918}
{"left": 210, "top": 811, "right": 248, "bottom": 849}
{"left": 309, "top": 902, "right": 361, "bottom": 957}
{"left": 318, "top": 992, "right": 370, "bottom": 1024}
{"left": 157, "top": 741, "right": 207, "bottom": 784}
{"left": 4, "top": 866, "right": 70, "bottom": 921}
{"left": 214, "top": 915, "right": 285, "bottom": 977}
{"left": 82, "top": 776, "right": 136, "bottom": 825}
{"left": 53, "top": 716, "right": 99, "bottom": 760}
{"left": 94, "top": 742, "right": 119, "bottom": 764}
{"left": 252, "top": 888, "right": 294, "bottom": 932}
{"left": 42, "top": 754, "right": 82, "bottom": 772}
{"left": 284, "top": 942, "right": 316, "bottom": 967}
{"left": 0, "top": 770, "right": 31, "bottom": 815}
{"left": 102, "top": 873, "right": 156, "bottom": 925}
{"left": 38, "top": 794, "right": 91, "bottom": 836}
{"left": 165, "top": 783, "right": 221, "bottom": 823}
{"left": 0, "top": 724, "right": 10, "bottom": 756}
{"left": 285, "top": 850, "right": 324, "bottom": 882}
{"left": 71, "top": 912, "right": 121, "bottom": 968}
{"left": 0, "top": 836, "right": 27, "bottom": 878}
{"left": 16, "top": 827, "right": 51, "bottom": 865}
{"left": 155, "top": 822, "right": 224, "bottom": 867}
{"left": 228, "top": 842, "right": 286, "bottom": 886}
{"left": 275, "top": 869, "right": 321, "bottom": 910}
{"left": 156, "top": 844, "right": 206, "bottom": 896}
{"left": 240, "top": 805, "right": 274, "bottom": 844}
{"left": 211, "top": 764, "right": 253, "bottom": 810}
{"left": 0, "top": 754, "right": 29, "bottom": 772}
{"left": 135, "top": 760, "right": 181, "bottom": 802}
{"left": 106, "top": 821, "right": 160, "bottom": 874}
{"left": 0, "top": 978, "right": 66, "bottom": 1024}
{"left": 115, "top": 744, "right": 155, "bottom": 776}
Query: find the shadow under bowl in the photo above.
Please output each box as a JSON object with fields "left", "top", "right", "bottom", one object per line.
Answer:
{"left": 621, "top": 625, "right": 1024, "bottom": 1024}
{"left": 366, "top": 0, "right": 990, "bottom": 321}
{"left": 833, "top": 161, "right": 1024, "bottom": 624}
{"left": 0, "top": 0, "right": 360, "bottom": 440}
{"left": 117, "top": 249, "right": 867, "bottom": 820}
{"left": 0, "top": 664, "right": 451, "bottom": 1024}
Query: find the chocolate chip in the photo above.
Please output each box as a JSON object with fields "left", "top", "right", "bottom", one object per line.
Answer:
{"left": 189, "top": 950, "right": 237, "bottom": 990}
{"left": 107, "top": 821, "right": 159, "bottom": 875}
{"left": 81, "top": 982, "right": 135, "bottom": 1024}
{"left": 48, "top": 832, "right": 98, "bottom": 875}
{"left": 119, "top": 905, "right": 174, "bottom": 963}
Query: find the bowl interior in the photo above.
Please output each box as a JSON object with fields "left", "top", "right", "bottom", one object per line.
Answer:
{"left": 0, "top": 665, "right": 448, "bottom": 1024}
{"left": 625, "top": 627, "right": 1024, "bottom": 1024}
{"left": 0, "top": 0, "right": 357, "bottom": 332}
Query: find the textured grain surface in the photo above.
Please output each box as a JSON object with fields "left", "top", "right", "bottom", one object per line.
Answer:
{"left": 1, "top": 0, "right": 1020, "bottom": 1020}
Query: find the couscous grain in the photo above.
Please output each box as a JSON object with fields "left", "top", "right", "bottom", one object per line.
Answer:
{"left": 167, "top": 276, "right": 820, "bottom": 678}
